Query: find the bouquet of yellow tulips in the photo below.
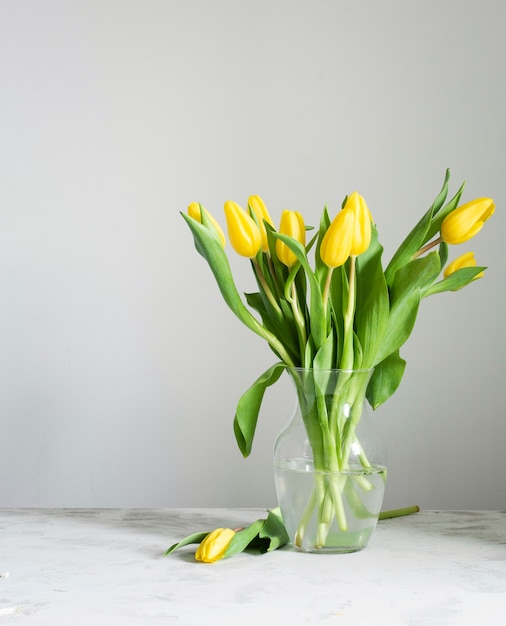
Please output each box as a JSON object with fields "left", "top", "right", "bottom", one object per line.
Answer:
{"left": 181, "top": 169, "right": 494, "bottom": 551}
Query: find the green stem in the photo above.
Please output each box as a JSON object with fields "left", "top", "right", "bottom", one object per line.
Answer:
{"left": 379, "top": 505, "right": 420, "bottom": 520}
{"left": 266, "top": 252, "right": 282, "bottom": 297}
{"left": 322, "top": 266, "right": 334, "bottom": 311}
{"left": 412, "top": 237, "right": 442, "bottom": 259}
{"left": 340, "top": 256, "right": 356, "bottom": 370}
{"left": 294, "top": 486, "right": 317, "bottom": 547}
{"left": 288, "top": 282, "right": 307, "bottom": 361}
{"left": 252, "top": 258, "right": 283, "bottom": 316}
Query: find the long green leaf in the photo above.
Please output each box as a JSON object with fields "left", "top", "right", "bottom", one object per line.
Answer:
{"left": 374, "top": 290, "right": 421, "bottom": 365}
{"left": 384, "top": 169, "right": 451, "bottom": 286}
{"left": 233, "top": 362, "right": 285, "bottom": 457}
{"left": 182, "top": 213, "right": 266, "bottom": 339}
{"left": 313, "top": 330, "right": 335, "bottom": 370}
{"left": 163, "top": 532, "right": 209, "bottom": 556}
{"left": 373, "top": 251, "right": 440, "bottom": 366}
{"left": 182, "top": 214, "right": 295, "bottom": 365}
{"left": 424, "top": 266, "right": 486, "bottom": 296}
{"left": 423, "top": 181, "right": 466, "bottom": 243}
{"left": 355, "top": 226, "right": 389, "bottom": 368}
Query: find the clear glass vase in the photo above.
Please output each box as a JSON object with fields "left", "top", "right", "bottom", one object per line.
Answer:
{"left": 273, "top": 368, "right": 387, "bottom": 553}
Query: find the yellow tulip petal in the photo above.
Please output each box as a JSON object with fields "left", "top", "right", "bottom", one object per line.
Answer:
{"left": 276, "top": 209, "right": 306, "bottom": 267}
{"left": 346, "top": 191, "right": 372, "bottom": 256}
{"left": 441, "top": 198, "right": 495, "bottom": 245}
{"left": 224, "top": 200, "right": 262, "bottom": 258}
{"left": 195, "top": 528, "right": 235, "bottom": 563}
{"left": 248, "top": 195, "right": 274, "bottom": 252}
{"left": 444, "top": 251, "right": 484, "bottom": 280}
{"left": 320, "top": 207, "right": 355, "bottom": 268}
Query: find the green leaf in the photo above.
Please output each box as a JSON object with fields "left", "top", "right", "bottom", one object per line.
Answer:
{"left": 373, "top": 252, "right": 439, "bottom": 365}
{"left": 438, "top": 241, "right": 449, "bottom": 270}
{"left": 374, "top": 290, "right": 420, "bottom": 366}
{"left": 183, "top": 214, "right": 296, "bottom": 366}
{"left": 163, "top": 531, "right": 210, "bottom": 556}
{"left": 257, "top": 507, "right": 289, "bottom": 552}
{"left": 313, "top": 331, "right": 335, "bottom": 370}
{"left": 366, "top": 351, "right": 406, "bottom": 409}
{"left": 181, "top": 213, "right": 267, "bottom": 340}
{"left": 389, "top": 251, "right": 441, "bottom": 304}
{"left": 224, "top": 520, "right": 265, "bottom": 558}
{"left": 384, "top": 169, "right": 451, "bottom": 286}
{"left": 355, "top": 225, "right": 389, "bottom": 367}
{"left": 233, "top": 362, "right": 285, "bottom": 457}
{"left": 223, "top": 508, "right": 289, "bottom": 557}
{"left": 424, "top": 266, "right": 486, "bottom": 296}
{"left": 423, "top": 180, "right": 466, "bottom": 243}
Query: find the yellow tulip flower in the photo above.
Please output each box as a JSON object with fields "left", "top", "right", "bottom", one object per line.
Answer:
{"left": 320, "top": 207, "right": 355, "bottom": 268}
{"left": 276, "top": 210, "right": 306, "bottom": 267}
{"left": 248, "top": 195, "right": 274, "bottom": 252}
{"left": 440, "top": 197, "right": 495, "bottom": 245}
{"left": 444, "top": 251, "right": 484, "bottom": 280}
{"left": 187, "top": 202, "right": 226, "bottom": 247}
{"left": 195, "top": 528, "right": 235, "bottom": 563}
{"left": 347, "top": 191, "right": 372, "bottom": 256}
{"left": 224, "top": 200, "right": 262, "bottom": 258}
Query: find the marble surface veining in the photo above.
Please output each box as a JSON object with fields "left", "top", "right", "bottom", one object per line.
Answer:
{"left": 1, "top": 509, "right": 505, "bottom": 625}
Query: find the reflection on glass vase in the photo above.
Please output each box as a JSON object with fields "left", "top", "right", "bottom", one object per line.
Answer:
{"left": 273, "top": 368, "right": 387, "bottom": 554}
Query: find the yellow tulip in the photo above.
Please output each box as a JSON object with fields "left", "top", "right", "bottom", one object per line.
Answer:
{"left": 320, "top": 207, "right": 355, "bottom": 268}
{"left": 195, "top": 528, "right": 235, "bottom": 563}
{"left": 276, "top": 210, "right": 306, "bottom": 267}
{"left": 444, "top": 251, "right": 484, "bottom": 280}
{"left": 187, "top": 202, "right": 226, "bottom": 247}
{"left": 346, "top": 191, "right": 372, "bottom": 256}
{"left": 224, "top": 200, "right": 262, "bottom": 258}
{"left": 440, "top": 197, "right": 495, "bottom": 245}
{"left": 248, "top": 195, "right": 274, "bottom": 252}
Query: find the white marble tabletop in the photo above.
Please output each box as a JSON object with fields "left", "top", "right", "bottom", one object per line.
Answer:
{"left": 1, "top": 508, "right": 505, "bottom": 625}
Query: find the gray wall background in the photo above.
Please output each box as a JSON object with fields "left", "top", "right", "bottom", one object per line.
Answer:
{"left": 1, "top": 0, "right": 505, "bottom": 511}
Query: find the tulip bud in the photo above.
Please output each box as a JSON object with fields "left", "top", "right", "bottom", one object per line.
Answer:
{"left": 276, "top": 210, "right": 306, "bottom": 267}
{"left": 440, "top": 197, "right": 495, "bottom": 245}
{"left": 320, "top": 207, "right": 355, "bottom": 268}
{"left": 195, "top": 528, "right": 235, "bottom": 563}
{"left": 187, "top": 202, "right": 226, "bottom": 247}
{"left": 443, "top": 251, "right": 484, "bottom": 280}
{"left": 248, "top": 195, "right": 274, "bottom": 252}
{"left": 224, "top": 200, "right": 262, "bottom": 258}
{"left": 346, "top": 191, "right": 372, "bottom": 256}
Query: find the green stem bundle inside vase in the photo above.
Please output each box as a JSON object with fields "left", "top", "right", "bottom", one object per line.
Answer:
{"left": 274, "top": 367, "right": 386, "bottom": 552}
